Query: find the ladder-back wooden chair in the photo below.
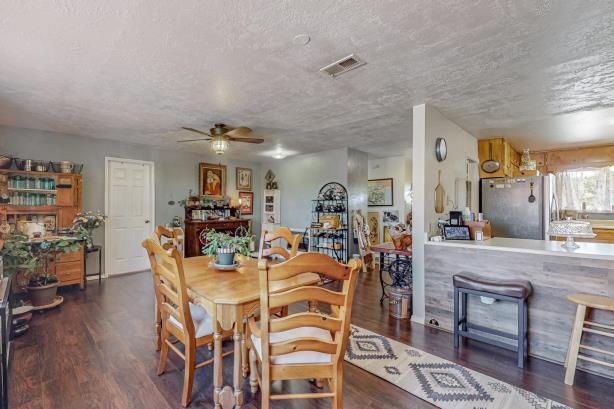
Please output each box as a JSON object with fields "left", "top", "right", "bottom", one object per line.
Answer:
{"left": 155, "top": 225, "right": 184, "bottom": 253}
{"left": 151, "top": 225, "right": 185, "bottom": 350}
{"left": 247, "top": 252, "right": 360, "bottom": 409}
{"left": 142, "top": 238, "right": 232, "bottom": 407}
{"left": 258, "top": 227, "right": 301, "bottom": 260}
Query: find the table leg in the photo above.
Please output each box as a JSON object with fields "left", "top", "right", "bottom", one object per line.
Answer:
{"left": 98, "top": 247, "right": 102, "bottom": 283}
{"left": 379, "top": 252, "right": 386, "bottom": 303}
{"left": 233, "top": 323, "right": 244, "bottom": 408}
{"left": 83, "top": 251, "right": 87, "bottom": 291}
{"left": 241, "top": 331, "right": 249, "bottom": 378}
{"left": 213, "top": 320, "right": 223, "bottom": 409}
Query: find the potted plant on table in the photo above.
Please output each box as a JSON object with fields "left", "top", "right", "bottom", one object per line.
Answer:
{"left": 202, "top": 230, "right": 253, "bottom": 266}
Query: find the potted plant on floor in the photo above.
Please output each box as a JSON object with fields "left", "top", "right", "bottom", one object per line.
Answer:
{"left": 202, "top": 231, "right": 253, "bottom": 266}
{"left": 26, "top": 238, "right": 81, "bottom": 306}
{"left": 0, "top": 234, "right": 81, "bottom": 306}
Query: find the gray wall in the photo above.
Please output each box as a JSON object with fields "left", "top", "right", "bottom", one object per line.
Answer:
{"left": 0, "top": 125, "right": 262, "bottom": 249}
{"left": 263, "top": 148, "right": 348, "bottom": 231}
{"left": 347, "top": 148, "right": 368, "bottom": 256}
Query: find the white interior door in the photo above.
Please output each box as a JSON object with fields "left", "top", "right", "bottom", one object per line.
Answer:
{"left": 105, "top": 158, "right": 154, "bottom": 275}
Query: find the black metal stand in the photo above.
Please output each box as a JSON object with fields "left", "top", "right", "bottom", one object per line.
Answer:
{"left": 378, "top": 255, "right": 412, "bottom": 303}
{"left": 453, "top": 286, "right": 529, "bottom": 368}
{"left": 84, "top": 245, "right": 103, "bottom": 289}
{"left": 309, "top": 182, "right": 349, "bottom": 263}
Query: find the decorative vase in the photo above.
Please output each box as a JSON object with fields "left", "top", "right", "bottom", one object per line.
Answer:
{"left": 27, "top": 282, "right": 59, "bottom": 307}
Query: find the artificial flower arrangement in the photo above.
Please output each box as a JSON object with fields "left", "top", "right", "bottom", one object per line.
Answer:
{"left": 72, "top": 210, "right": 107, "bottom": 247}
{"left": 73, "top": 210, "right": 107, "bottom": 231}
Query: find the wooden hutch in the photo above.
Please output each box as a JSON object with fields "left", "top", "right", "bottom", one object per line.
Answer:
{"left": 183, "top": 204, "right": 250, "bottom": 258}
{"left": 0, "top": 169, "right": 85, "bottom": 289}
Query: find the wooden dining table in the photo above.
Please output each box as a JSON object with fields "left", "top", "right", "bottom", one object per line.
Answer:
{"left": 181, "top": 255, "right": 320, "bottom": 409}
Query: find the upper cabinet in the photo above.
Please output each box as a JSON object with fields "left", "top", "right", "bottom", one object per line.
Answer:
{"left": 478, "top": 138, "right": 540, "bottom": 178}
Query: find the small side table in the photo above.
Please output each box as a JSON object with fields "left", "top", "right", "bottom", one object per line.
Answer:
{"left": 84, "top": 245, "right": 103, "bottom": 289}
{"left": 370, "top": 242, "right": 412, "bottom": 303}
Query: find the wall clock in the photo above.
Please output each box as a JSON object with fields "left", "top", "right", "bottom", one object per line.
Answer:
{"left": 435, "top": 137, "right": 447, "bottom": 162}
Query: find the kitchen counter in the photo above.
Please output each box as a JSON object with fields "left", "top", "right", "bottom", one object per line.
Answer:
{"left": 425, "top": 237, "right": 614, "bottom": 379}
{"left": 426, "top": 237, "right": 614, "bottom": 261}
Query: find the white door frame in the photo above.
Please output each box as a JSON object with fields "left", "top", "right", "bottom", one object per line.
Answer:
{"left": 104, "top": 157, "right": 155, "bottom": 277}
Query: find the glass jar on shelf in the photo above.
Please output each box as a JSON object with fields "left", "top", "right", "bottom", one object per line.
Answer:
{"left": 14, "top": 175, "right": 24, "bottom": 189}
{"left": 34, "top": 177, "right": 42, "bottom": 190}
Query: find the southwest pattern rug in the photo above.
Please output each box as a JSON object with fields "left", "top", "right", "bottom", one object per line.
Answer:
{"left": 344, "top": 325, "right": 571, "bottom": 409}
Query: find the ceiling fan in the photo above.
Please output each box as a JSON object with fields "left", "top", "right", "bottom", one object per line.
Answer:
{"left": 178, "top": 123, "right": 264, "bottom": 155}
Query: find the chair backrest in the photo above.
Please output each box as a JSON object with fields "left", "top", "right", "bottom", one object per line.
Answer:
{"left": 257, "top": 252, "right": 360, "bottom": 368}
{"left": 155, "top": 225, "right": 185, "bottom": 253}
{"left": 258, "top": 227, "right": 301, "bottom": 260}
{"left": 142, "top": 237, "right": 195, "bottom": 341}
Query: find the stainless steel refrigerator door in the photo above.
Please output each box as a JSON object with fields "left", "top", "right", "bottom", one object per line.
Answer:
{"left": 481, "top": 177, "right": 544, "bottom": 239}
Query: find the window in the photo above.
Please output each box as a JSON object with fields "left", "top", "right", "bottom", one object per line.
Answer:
{"left": 556, "top": 166, "right": 614, "bottom": 212}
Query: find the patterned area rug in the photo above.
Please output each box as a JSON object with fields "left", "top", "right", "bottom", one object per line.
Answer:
{"left": 344, "top": 325, "right": 571, "bottom": 409}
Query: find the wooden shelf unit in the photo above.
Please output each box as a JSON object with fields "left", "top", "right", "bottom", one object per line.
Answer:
{"left": 0, "top": 169, "right": 85, "bottom": 288}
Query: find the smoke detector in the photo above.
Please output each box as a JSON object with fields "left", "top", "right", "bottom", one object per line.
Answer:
{"left": 319, "top": 54, "right": 366, "bottom": 77}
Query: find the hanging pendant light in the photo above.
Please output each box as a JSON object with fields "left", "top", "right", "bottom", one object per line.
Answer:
{"left": 210, "top": 136, "right": 229, "bottom": 155}
{"left": 519, "top": 148, "right": 536, "bottom": 171}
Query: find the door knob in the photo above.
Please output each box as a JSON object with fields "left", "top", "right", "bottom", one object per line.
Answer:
{"left": 145, "top": 220, "right": 150, "bottom": 224}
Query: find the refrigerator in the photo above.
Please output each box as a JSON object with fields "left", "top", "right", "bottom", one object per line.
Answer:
{"left": 480, "top": 175, "right": 559, "bottom": 240}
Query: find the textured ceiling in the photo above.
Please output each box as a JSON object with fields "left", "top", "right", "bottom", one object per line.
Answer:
{"left": 0, "top": 0, "right": 613, "bottom": 160}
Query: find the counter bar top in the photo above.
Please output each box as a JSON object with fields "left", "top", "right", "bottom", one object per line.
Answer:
{"left": 426, "top": 237, "right": 614, "bottom": 261}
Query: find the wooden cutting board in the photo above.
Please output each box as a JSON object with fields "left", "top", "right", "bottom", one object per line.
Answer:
{"left": 435, "top": 169, "right": 444, "bottom": 214}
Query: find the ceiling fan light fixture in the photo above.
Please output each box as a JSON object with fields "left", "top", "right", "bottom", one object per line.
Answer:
{"left": 210, "top": 137, "right": 229, "bottom": 155}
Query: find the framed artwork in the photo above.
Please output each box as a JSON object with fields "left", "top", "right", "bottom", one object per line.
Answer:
{"left": 239, "top": 191, "right": 254, "bottom": 215}
{"left": 368, "top": 178, "right": 394, "bottom": 206}
{"left": 236, "top": 167, "right": 252, "bottom": 191}
{"left": 199, "top": 163, "right": 226, "bottom": 199}
{"left": 383, "top": 226, "right": 393, "bottom": 243}
{"left": 367, "top": 211, "right": 380, "bottom": 245}
{"left": 382, "top": 210, "right": 399, "bottom": 224}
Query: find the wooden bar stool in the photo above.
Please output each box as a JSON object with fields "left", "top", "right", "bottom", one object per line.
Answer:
{"left": 564, "top": 293, "right": 614, "bottom": 385}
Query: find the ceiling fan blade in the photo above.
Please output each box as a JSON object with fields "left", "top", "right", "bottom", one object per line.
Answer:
{"left": 227, "top": 137, "right": 264, "bottom": 144}
{"left": 225, "top": 127, "right": 252, "bottom": 137}
{"left": 181, "top": 127, "right": 212, "bottom": 137}
{"left": 177, "top": 138, "right": 212, "bottom": 143}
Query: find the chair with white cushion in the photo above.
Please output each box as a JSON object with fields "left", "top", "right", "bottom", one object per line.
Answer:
{"left": 247, "top": 252, "right": 360, "bottom": 409}
{"left": 142, "top": 238, "right": 232, "bottom": 407}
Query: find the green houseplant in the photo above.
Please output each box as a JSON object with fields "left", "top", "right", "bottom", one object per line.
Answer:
{"left": 0, "top": 234, "right": 81, "bottom": 306}
{"left": 202, "top": 230, "right": 253, "bottom": 266}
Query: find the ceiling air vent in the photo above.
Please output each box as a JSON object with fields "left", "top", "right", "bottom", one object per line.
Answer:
{"left": 319, "top": 54, "right": 366, "bottom": 78}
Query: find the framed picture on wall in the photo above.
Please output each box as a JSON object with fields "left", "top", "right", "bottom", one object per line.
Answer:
{"left": 239, "top": 191, "right": 254, "bottom": 215}
{"left": 367, "top": 211, "right": 380, "bottom": 244}
{"left": 199, "top": 163, "right": 226, "bottom": 199}
{"left": 382, "top": 210, "right": 399, "bottom": 224}
{"left": 368, "top": 178, "right": 393, "bottom": 206}
{"left": 236, "top": 167, "right": 252, "bottom": 191}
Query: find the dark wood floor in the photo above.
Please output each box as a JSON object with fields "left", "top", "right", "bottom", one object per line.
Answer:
{"left": 9, "top": 268, "right": 613, "bottom": 409}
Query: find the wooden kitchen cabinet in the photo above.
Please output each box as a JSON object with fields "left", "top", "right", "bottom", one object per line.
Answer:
{"left": 58, "top": 207, "right": 78, "bottom": 229}
{"left": 479, "top": 138, "right": 540, "bottom": 178}
{"left": 479, "top": 138, "right": 514, "bottom": 178}
{"left": 56, "top": 175, "right": 77, "bottom": 206}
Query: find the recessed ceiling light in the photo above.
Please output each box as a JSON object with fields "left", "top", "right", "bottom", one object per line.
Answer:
{"left": 293, "top": 34, "right": 310, "bottom": 46}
